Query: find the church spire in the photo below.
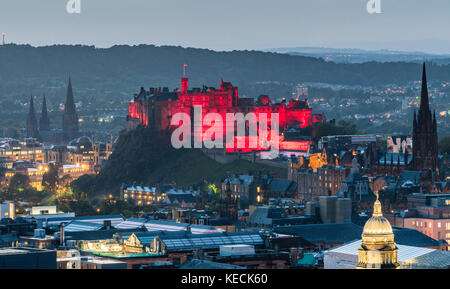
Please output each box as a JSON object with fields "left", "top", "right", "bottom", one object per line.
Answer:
{"left": 65, "top": 77, "right": 76, "bottom": 114}
{"left": 26, "top": 95, "right": 39, "bottom": 139}
{"left": 420, "top": 62, "right": 429, "bottom": 112}
{"left": 411, "top": 63, "right": 438, "bottom": 172}
{"left": 62, "top": 77, "right": 79, "bottom": 141}
{"left": 39, "top": 94, "right": 50, "bottom": 131}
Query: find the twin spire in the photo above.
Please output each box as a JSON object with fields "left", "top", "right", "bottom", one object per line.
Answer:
{"left": 26, "top": 94, "right": 50, "bottom": 139}
{"left": 26, "top": 77, "right": 78, "bottom": 141}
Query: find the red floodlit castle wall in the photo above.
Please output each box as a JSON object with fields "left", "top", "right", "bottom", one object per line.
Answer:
{"left": 128, "top": 78, "right": 316, "bottom": 151}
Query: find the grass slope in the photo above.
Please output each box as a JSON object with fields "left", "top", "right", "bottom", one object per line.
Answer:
{"left": 146, "top": 149, "right": 287, "bottom": 187}
{"left": 94, "top": 126, "right": 287, "bottom": 194}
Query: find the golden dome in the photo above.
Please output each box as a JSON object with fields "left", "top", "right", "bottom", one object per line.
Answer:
{"left": 362, "top": 199, "right": 393, "bottom": 236}
{"left": 357, "top": 194, "right": 399, "bottom": 269}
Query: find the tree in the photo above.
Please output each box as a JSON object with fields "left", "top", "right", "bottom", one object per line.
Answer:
{"left": 9, "top": 173, "right": 30, "bottom": 192}
{"left": 313, "top": 120, "right": 358, "bottom": 140}
{"left": 42, "top": 164, "right": 59, "bottom": 192}
{"left": 70, "top": 174, "right": 96, "bottom": 198}
{"left": 59, "top": 174, "right": 73, "bottom": 189}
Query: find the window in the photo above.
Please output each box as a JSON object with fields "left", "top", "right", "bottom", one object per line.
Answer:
{"left": 438, "top": 222, "right": 441, "bottom": 228}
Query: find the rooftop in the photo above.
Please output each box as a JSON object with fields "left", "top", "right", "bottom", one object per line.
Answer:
{"left": 326, "top": 240, "right": 450, "bottom": 268}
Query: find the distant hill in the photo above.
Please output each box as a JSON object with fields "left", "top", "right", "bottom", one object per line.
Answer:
{"left": 1, "top": 44, "right": 449, "bottom": 137}
{"left": 265, "top": 46, "right": 450, "bottom": 64}
{"left": 1, "top": 44, "right": 450, "bottom": 102}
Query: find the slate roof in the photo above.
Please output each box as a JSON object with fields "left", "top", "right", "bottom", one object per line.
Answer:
{"left": 115, "top": 219, "right": 220, "bottom": 234}
{"left": 392, "top": 227, "right": 441, "bottom": 248}
{"left": 63, "top": 221, "right": 103, "bottom": 232}
{"left": 42, "top": 215, "right": 125, "bottom": 229}
{"left": 165, "top": 193, "right": 196, "bottom": 204}
{"left": 248, "top": 207, "right": 278, "bottom": 226}
{"left": 274, "top": 223, "right": 441, "bottom": 248}
{"left": 118, "top": 230, "right": 264, "bottom": 253}
{"left": 406, "top": 249, "right": 450, "bottom": 269}
{"left": 64, "top": 228, "right": 147, "bottom": 241}
{"left": 400, "top": 170, "right": 421, "bottom": 183}
{"left": 265, "top": 179, "right": 297, "bottom": 192}
{"left": 274, "top": 223, "right": 363, "bottom": 244}
{"left": 125, "top": 186, "right": 156, "bottom": 193}
{"left": 248, "top": 206, "right": 312, "bottom": 226}
{"left": 160, "top": 231, "right": 264, "bottom": 252}
{"left": 223, "top": 175, "right": 254, "bottom": 185}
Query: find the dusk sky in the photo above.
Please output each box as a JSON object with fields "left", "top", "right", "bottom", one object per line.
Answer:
{"left": 1, "top": 0, "right": 449, "bottom": 53}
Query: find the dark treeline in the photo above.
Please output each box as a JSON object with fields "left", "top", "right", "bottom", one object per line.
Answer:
{"left": 1, "top": 44, "right": 450, "bottom": 93}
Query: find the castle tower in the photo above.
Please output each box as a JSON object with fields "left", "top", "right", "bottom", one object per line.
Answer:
{"left": 356, "top": 194, "right": 400, "bottom": 269}
{"left": 26, "top": 95, "right": 39, "bottom": 139}
{"left": 62, "top": 77, "right": 79, "bottom": 141}
{"left": 411, "top": 63, "right": 438, "bottom": 172}
{"left": 39, "top": 94, "right": 50, "bottom": 131}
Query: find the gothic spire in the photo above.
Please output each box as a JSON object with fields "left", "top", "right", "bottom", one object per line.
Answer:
{"left": 39, "top": 94, "right": 50, "bottom": 131}
{"left": 62, "top": 77, "right": 79, "bottom": 141}
{"left": 420, "top": 62, "right": 429, "bottom": 112}
{"left": 26, "top": 95, "right": 39, "bottom": 139}
{"left": 65, "top": 77, "right": 76, "bottom": 114}
{"left": 411, "top": 63, "right": 438, "bottom": 172}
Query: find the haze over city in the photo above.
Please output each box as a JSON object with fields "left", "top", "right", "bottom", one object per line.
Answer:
{"left": 1, "top": 0, "right": 450, "bottom": 53}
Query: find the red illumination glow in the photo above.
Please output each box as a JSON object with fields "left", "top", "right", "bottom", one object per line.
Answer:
{"left": 129, "top": 77, "right": 314, "bottom": 151}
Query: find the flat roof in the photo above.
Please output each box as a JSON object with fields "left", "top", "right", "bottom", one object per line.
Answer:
{"left": 326, "top": 240, "right": 435, "bottom": 262}
{"left": 0, "top": 247, "right": 54, "bottom": 255}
